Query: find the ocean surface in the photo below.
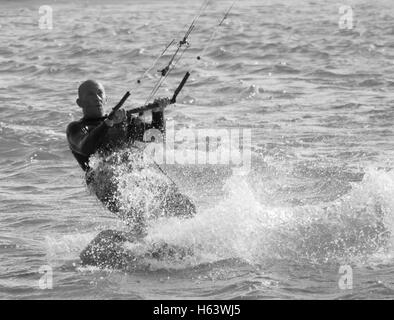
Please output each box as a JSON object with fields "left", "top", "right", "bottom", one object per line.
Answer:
{"left": 1, "top": 0, "right": 394, "bottom": 300}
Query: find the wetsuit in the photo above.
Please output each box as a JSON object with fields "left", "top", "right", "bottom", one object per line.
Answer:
{"left": 66, "top": 108, "right": 195, "bottom": 226}
{"left": 66, "top": 110, "right": 165, "bottom": 171}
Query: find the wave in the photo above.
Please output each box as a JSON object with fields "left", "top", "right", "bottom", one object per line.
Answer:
{"left": 139, "top": 167, "right": 391, "bottom": 267}
{"left": 0, "top": 122, "right": 65, "bottom": 139}
{"left": 332, "top": 103, "right": 362, "bottom": 110}
{"left": 238, "top": 84, "right": 262, "bottom": 100}
{"left": 46, "top": 164, "right": 394, "bottom": 272}
{"left": 358, "top": 79, "right": 385, "bottom": 87}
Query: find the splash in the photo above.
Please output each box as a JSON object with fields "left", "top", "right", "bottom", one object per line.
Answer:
{"left": 87, "top": 147, "right": 195, "bottom": 231}
{"left": 128, "top": 166, "right": 394, "bottom": 269}
{"left": 69, "top": 149, "right": 394, "bottom": 271}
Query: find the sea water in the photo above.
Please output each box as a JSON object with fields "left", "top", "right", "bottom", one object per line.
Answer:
{"left": 1, "top": 0, "right": 394, "bottom": 299}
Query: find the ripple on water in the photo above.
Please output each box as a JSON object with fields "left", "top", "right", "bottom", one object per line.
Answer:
{"left": 1, "top": 0, "right": 394, "bottom": 300}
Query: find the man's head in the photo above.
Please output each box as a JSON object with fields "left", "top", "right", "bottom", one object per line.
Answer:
{"left": 77, "top": 80, "right": 106, "bottom": 119}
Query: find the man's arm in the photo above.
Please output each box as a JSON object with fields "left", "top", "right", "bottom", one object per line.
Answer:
{"left": 66, "top": 121, "right": 109, "bottom": 157}
{"left": 151, "top": 110, "right": 166, "bottom": 132}
{"left": 126, "top": 98, "right": 169, "bottom": 141}
{"left": 126, "top": 111, "right": 165, "bottom": 141}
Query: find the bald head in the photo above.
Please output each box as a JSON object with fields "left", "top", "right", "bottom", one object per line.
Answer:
{"left": 78, "top": 80, "right": 104, "bottom": 99}
{"left": 76, "top": 80, "right": 106, "bottom": 119}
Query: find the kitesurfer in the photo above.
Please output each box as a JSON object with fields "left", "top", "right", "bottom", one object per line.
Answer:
{"left": 66, "top": 80, "right": 196, "bottom": 231}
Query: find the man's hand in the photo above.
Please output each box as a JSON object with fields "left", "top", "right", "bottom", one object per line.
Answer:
{"left": 152, "top": 97, "right": 170, "bottom": 112}
{"left": 104, "top": 109, "right": 126, "bottom": 127}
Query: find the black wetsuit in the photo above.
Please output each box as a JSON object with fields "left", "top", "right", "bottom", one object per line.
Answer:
{"left": 66, "top": 110, "right": 165, "bottom": 171}
{"left": 66, "top": 108, "right": 195, "bottom": 224}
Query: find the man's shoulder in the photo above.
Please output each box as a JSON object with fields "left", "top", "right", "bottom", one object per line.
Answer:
{"left": 66, "top": 119, "right": 83, "bottom": 135}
